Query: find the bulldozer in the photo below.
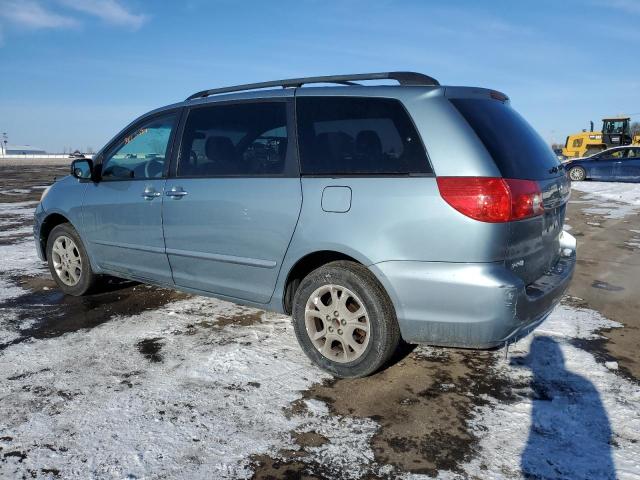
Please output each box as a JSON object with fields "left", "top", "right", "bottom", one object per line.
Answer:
{"left": 562, "top": 116, "right": 640, "bottom": 158}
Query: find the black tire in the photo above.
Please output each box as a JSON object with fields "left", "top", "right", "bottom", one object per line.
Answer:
{"left": 46, "top": 223, "right": 98, "bottom": 296}
{"left": 568, "top": 166, "right": 586, "bottom": 182}
{"left": 292, "top": 260, "right": 401, "bottom": 378}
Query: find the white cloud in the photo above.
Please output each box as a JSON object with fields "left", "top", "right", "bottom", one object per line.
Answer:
{"left": 57, "top": 0, "right": 147, "bottom": 29}
{"left": 0, "top": 0, "right": 77, "bottom": 29}
{"left": 598, "top": 0, "right": 640, "bottom": 15}
{"left": 0, "top": 0, "right": 147, "bottom": 45}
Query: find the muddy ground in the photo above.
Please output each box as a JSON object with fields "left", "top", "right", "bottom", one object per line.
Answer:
{"left": 563, "top": 202, "right": 640, "bottom": 381}
{"left": 0, "top": 164, "right": 638, "bottom": 479}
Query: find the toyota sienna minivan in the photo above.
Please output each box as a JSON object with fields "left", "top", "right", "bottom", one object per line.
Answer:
{"left": 34, "top": 72, "right": 576, "bottom": 378}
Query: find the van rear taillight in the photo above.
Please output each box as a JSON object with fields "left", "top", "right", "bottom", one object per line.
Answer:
{"left": 436, "top": 177, "right": 543, "bottom": 223}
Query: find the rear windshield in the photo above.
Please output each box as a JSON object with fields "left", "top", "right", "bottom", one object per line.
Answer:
{"left": 450, "top": 98, "right": 561, "bottom": 180}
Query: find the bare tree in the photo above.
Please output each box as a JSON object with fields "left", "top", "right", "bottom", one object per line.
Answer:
{"left": 631, "top": 122, "right": 640, "bottom": 137}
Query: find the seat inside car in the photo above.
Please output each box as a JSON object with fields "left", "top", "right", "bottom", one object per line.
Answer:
{"left": 313, "top": 132, "right": 355, "bottom": 172}
{"left": 354, "top": 130, "right": 383, "bottom": 171}
{"left": 253, "top": 137, "right": 287, "bottom": 174}
{"left": 201, "top": 136, "right": 238, "bottom": 175}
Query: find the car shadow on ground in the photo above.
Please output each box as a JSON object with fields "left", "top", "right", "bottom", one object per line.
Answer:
{"left": 511, "top": 336, "right": 615, "bottom": 480}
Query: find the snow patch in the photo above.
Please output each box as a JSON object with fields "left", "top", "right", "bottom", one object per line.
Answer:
{"left": 0, "top": 239, "right": 45, "bottom": 277}
{"left": 0, "top": 296, "right": 335, "bottom": 479}
{"left": 0, "top": 225, "right": 34, "bottom": 238}
{"left": 0, "top": 188, "right": 32, "bottom": 196}
{"left": 536, "top": 304, "right": 622, "bottom": 339}
{"left": 0, "top": 200, "right": 38, "bottom": 215}
{"left": 605, "top": 361, "right": 619, "bottom": 371}
{"left": 572, "top": 182, "right": 640, "bottom": 219}
{"left": 292, "top": 399, "right": 379, "bottom": 479}
{"left": 0, "top": 277, "right": 25, "bottom": 303}
{"left": 0, "top": 201, "right": 44, "bottom": 279}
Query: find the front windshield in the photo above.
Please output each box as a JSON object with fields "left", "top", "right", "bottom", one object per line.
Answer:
{"left": 604, "top": 120, "right": 626, "bottom": 134}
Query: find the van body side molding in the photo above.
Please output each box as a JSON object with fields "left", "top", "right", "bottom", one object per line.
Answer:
{"left": 165, "top": 248, "right": 277, "bottom": 269}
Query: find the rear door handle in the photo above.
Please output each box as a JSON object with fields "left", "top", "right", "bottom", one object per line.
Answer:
{"left": 166, "top": 187, "right": 188, "bottom": 198}
{"left": 141, "top": 187, "right": 161, "bottom": 200}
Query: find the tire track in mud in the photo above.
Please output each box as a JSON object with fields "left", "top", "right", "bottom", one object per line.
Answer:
{"left": 251, "top": 346, "right": 523, "bottom": 479}
{"left": 0, "top": 166, "right": 188, "bottom": 351}
{"left": 565, "top": 191, "right": 640, "bottom": 382}
{"left": 0, "top": 275, "right": 188, "bottom": 351}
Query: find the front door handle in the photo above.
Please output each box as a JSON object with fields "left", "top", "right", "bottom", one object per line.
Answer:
{"left": 166, "top": 187, "right": 188, "bottom": 198}
{"left": 141, "top": 187, "right": 161, "bottom": 200}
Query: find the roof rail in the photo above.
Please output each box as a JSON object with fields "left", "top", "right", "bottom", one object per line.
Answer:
{"left": 186, "top": 71, "right": 440, "bottom": 101}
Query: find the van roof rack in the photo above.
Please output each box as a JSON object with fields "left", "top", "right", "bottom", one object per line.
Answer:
{"left": 186, "top": 71, "right": 440, "bottom": 100}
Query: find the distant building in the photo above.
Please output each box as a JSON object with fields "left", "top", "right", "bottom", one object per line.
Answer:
{"left": 2, "top": 145, "right": 47, "bottom": 155}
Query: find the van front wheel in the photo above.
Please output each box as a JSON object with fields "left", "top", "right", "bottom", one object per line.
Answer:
{"left": 292, "top": 261, "right": 400, "bottom": 378}
{"left": 46, "top": 223, "right": 98, "bottom": 296}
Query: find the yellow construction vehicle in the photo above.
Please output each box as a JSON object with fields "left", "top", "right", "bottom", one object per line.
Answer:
{"left": 562, "top": 116, "right": 640, "bottom": 158}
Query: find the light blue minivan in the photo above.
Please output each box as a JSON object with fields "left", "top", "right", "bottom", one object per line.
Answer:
{"left": 34, "top": 72, "right": 576, "bottom": 377}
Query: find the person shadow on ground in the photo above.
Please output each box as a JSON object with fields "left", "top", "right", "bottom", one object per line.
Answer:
{"left": 510, "top": 336, "right": 616, "bottom": 480}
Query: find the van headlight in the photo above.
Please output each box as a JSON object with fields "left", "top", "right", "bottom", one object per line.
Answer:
{"left": 40, "top": 185, "right": 52, "bottom": 202}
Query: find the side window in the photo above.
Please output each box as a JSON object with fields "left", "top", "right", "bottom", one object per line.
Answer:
{"left": 296, "top": 97, "right": 431, "bottom": 175}
{"left": 178, "top": 102, "right": 288, "bottom": 177}
{"left": 603, "top": 149, "right": 625, "bottom": 159}
{"left": 101, "top": 114, "right": 177, "bottom": 180}
{"left": 627, "top": 148, "right": 640, "bottom": 158}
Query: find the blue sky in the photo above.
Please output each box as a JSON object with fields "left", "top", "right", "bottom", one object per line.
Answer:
{"left": 0, "top": 0, "right": 638, "bottom": 152}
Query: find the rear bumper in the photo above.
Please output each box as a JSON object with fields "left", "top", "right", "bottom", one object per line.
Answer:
{"left": 370, "top": 238, "right": 576, "bottom": 348}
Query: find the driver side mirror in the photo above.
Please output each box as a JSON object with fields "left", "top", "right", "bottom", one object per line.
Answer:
{"left": 71, "top": 158, "right": 94, "bottom": 180}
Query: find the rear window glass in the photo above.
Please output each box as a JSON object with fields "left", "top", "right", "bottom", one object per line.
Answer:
{"left": 296, "top": 97, "right": 431, "bottom": 175}
{"left": 450, "top": 98, "right": 560, "bottom": 180}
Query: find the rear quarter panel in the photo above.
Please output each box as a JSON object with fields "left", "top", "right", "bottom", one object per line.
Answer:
{"left": 281, "top": 177, "right": 510, "bottom": 266}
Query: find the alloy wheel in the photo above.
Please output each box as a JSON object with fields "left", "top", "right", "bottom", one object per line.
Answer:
{"left": 569, "top": 167, "right": 585, "bottom": 181}
{"left": 304, "top": 284, "right": 371, "bottom": 363}
{"left": 51, "top": 235, "right": 82, "bottom": 286}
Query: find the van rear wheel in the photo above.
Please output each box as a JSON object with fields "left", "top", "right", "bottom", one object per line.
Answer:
{"left": 292, "top": 261, "right": 400, "bottom": 378}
